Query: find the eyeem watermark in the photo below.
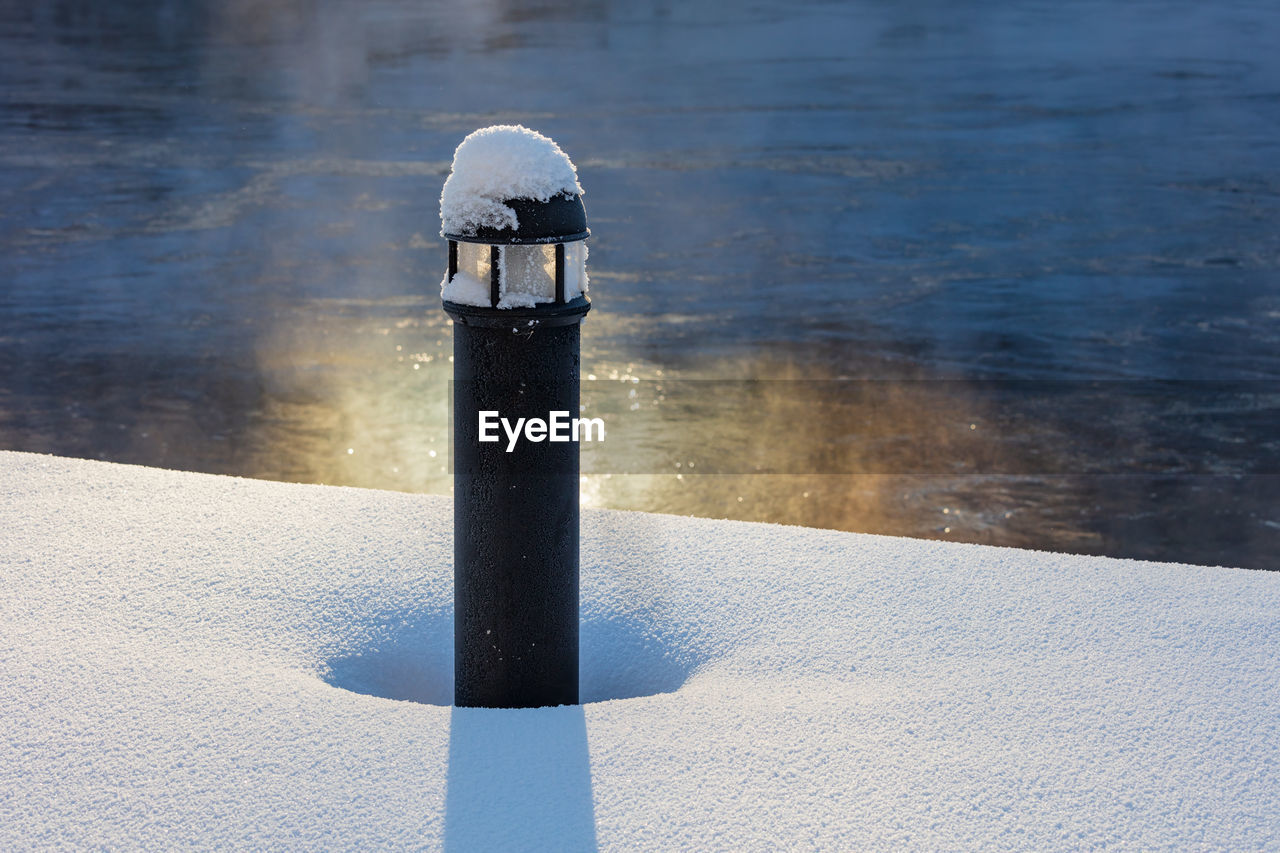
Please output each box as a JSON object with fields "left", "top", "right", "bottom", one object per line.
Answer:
{"left": 479, "top": 410, "right": 606, "bottom": 452}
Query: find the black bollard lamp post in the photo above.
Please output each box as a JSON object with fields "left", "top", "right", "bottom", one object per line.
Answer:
{"left": 440, "top": 125, "right": 590, "bottom": 709}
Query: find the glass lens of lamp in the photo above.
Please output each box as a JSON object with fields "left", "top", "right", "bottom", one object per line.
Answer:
{"left": 455, "top": 241, "right": 492, "bottom": 285}
{"left": 564, "top": 241, "right": 588, "bottom": 300}
{"left": 499, "top": 244, "right": 556, "bottom": 304}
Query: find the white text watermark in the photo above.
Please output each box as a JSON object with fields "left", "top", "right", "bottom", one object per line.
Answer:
{"left": 479, "top": 410, "right": 605, "bottom": 452}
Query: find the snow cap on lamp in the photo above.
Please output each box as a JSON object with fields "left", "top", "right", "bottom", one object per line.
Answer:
{"left": 440, "top": 124, "right": 588, "bottom": 244}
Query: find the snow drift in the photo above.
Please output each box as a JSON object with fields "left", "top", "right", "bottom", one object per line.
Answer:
{"left": 2, "top": 451, "right": 1278, "bottom": 850}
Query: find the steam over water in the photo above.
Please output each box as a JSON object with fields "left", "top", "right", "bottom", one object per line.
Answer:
{"left": 1, "top": 0, "right": 1278, "bottom": 568}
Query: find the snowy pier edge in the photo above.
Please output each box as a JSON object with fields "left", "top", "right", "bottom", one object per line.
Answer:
{"left": 2, "top": 451, "right": 1277, "bottom": 850}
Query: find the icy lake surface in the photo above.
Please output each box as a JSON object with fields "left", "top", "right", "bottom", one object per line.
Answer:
{"left": 1, "top": 0, "right": 1278, "bottom": 568}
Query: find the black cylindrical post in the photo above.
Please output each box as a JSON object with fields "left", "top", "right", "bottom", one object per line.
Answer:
{"left": 439, "top": 124, "right": 591, "bottom": 707}
{"left": 446, "top": 297, "right": 590, "bottom": 708}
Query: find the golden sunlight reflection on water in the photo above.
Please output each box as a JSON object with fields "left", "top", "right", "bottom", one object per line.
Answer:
{"left": 242, "top": 306, "right": 1122, "bottom": 558}
{"left": 36, "top": 299, "right": 1257, "bottom": 568}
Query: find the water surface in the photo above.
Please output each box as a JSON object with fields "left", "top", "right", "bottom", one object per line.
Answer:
{"left": 2, "top": 0, "right": 1278, "bottom": 568}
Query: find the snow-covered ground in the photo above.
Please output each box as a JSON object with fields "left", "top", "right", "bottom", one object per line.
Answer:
{"left": 2, "top": 451, "right": 1277, "bottom": 850}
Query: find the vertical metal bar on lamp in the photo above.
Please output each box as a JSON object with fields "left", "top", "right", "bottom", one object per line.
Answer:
{"left": 555, "top": 242, "right": 565, "bottom": 305}
{"left": 489, "top": 245, "right": 501, "bottom": 308}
